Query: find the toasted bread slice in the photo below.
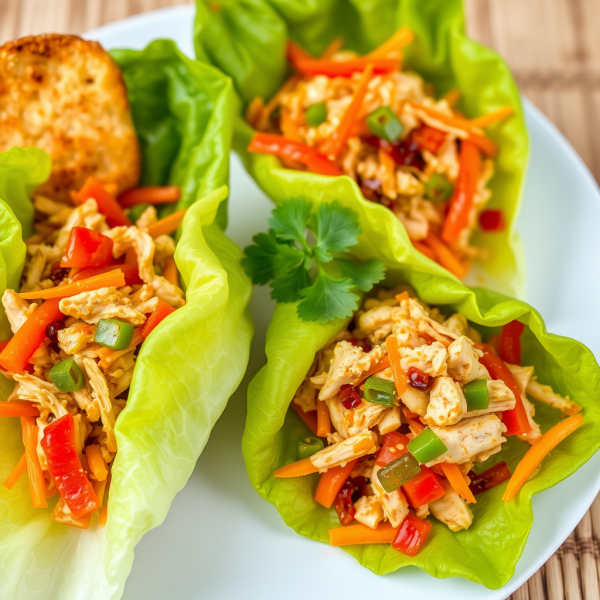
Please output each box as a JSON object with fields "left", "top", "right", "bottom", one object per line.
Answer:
{"left": 0, "top": 34, "right": 141, "bottom": 202}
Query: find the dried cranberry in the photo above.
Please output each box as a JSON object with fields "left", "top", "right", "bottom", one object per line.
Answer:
{"left": 363, "top": 135, "right": 426, "bottom": 171}
{"left": 334, "top": 480, "right": 356, "bottom": 525}
{"left": 347, "top": 338, "right": 372, "bottom": 353}
{"left": 339, "top": 384, "right": 362, "bottom": 410}
{"left": 50, "top": 267, "right": 70, "bottom": 284}
{"left": 407, "top": 366, "right": 431, "bottom": 391}
{"left": 45, "top": 320, "right": 65, "bottom": 344}
{"left": 347, "top": 476, "right": 368, "bottom": 502}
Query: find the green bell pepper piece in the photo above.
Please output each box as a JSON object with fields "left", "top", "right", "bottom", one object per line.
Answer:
{"left": 49, "top": 358, "right": 85, "bottom": 392}
{"left": 376, "top": 453, "right": 421, "bottom": 493}
{"left": 408, "top": 428, "right": 448, "bottom": 464}
{"left": 305, "top": 102, "right": 328, "bottom": 127}
{"left": 425, "top": 173, "right": 454, "bottom": 203}
{"left": 363, "top": 376, "right": 395, "bottom": 406}
{"left": 297, "top": 436, "right": 324, "bottom": 460}
{"left": 464, "top": 379, "right": 489, "bottom": 410}
{"left": 366, "top": 106, "right": 404, "bottom": 143}
{"left": 95, "top": 319, "right": 135, "bottom": 350}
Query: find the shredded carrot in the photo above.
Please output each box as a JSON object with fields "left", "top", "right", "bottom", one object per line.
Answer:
{"left": 366, "top": 27, "right": 414, "bottom": 59}
{"left": 162, "top": 257, "right": 179, "bottom": 286}
{"left": 321, "top": 37, "right": 344, "bottom": 58}
{"left": 118, "top": 186, "right": 181, "bottom": 208}
{"left": 423, "top": 231, "right": 467, "bottom": 279}
{"left": 443, "top": 88, "right": 461, "bottom": 107}
{"left": 378, "top": 148, "right": 396, "bottom": 183}
{"left": 329, "top": 522, "right": 399, "bottom": 546}
{"left": 287, "top": 40, "right": 312, "bottom": 64}
{"left": 273, "top": 457, "right": 319, "bottom": 478}
{"left": 441, "top": 462, "right": 476, "bottom": 504}
{"left": 246, "top": 96, "right": 265, "bottom": 128}
{"left": 503, "top": 414, "right": 584, "bottom": 502}
{"left": 316, "top": 400, "right": 331, "bottom": 437}
{"left": 412, "top": 239, "right": 437, "bottom": 261}
{"left": 319, "top": 63, "right": 374, "bottom": 158}
{"left": 103, "top": 183, "right": 118, "bottom": 196}
{"left": 407, "top": 417, "right": 426, "bottom": 435}
{"left": 97, "top": 328, "right": 144, "bottom": 369}
{"left": 21, "top": 416, "right": 48, "bottom": 509}
{"left": 395, "top": 291, "right": 409, "bottom": 303}
{"left": 386, "top": 336, "right": 408, "bottom": 395}
{"left": 98, "top": 504, "right": 108, "bottom": 528}
{"left": 19, "top": 269, "right": 126, "bottom": 300}
{"left": 146, "top": 209, "right": 187, "bottom": 238}
{"left": 290, "top": 402, "right": 319, "bottom": 436}
{"left": 280, "top": 108, "right": 303, "bottom": 141}
{"left": 471, "top": 106, "right": 514, "bottom": 129}
{"left": 314, "top": 459, "right": 359, "bottom": 508}
{"left": 3, "top": 452, "right": 27, "bottom": 489}
{"left": 356, "top": 357, "right": 391, "bottom": 385}
{"left": 86, "top": 445, "right": 108, "bottom": 482}
{"left": 0, "top": 401, "right": 40, "bottom": 418}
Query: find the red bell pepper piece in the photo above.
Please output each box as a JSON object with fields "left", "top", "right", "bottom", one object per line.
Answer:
{"left": 293, "top": 57, "right": 399, "bottom": 77}
{"left": 479, "top": 209, "right": 506, "bottom": 232}
{"left": 376, "top": 432, "right": 410, "bottom": 466}
{"left": 402, "top": 466, "right": 446, "bottom": 507}
{"left": 248, "top": 133, "right": 342, "bottom": 177}
{"left": 141, "top": 300, "right": 176, "bottom": 339}
{"left": 118, "top": 186, "right": 181, "bottom": 208}
{"left": 72, "top": 264, "right": 142, "bottom": 287}
{"left": 469, "top": 461, "right": 511, "bottom": 495}
{"left": 392, "top": 514, "right": 432, "bottom": 556}
{"left": 74, "top": 176, "right": 131, "bottom": 227}
{"left": 475, "top": 343, "right": 531, "bottom": 436}
{"left": 61, "top": 227, "right": 114, "bottom": 268}
{"left": 499, "top": 320, "right": 525, "bottom": 366}
{"left": 40, "top": 414, "right": 100, "bottom": 517}
{"left": 412, "top": 124, "right": 447, "bottom": 154}
{"left": 0, "top": 298, "right": 63, "bottom": 373}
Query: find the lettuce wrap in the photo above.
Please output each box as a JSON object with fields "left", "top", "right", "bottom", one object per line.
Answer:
{"left": 194, "top": 0, "right": 529, "bottom": 298}
{"left": 241, "top": 191, "right": 600, "bottom": 588}
{"left": 0, "top": 40, "right": 253, "bottom": 600}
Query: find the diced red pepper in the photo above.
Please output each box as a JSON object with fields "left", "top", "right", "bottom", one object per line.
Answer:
{"left": 469, "top": 461, "right": 511, "bottom": 495}
{"left": 334, "top": 476, "right": 367, "bottom": 525}
{"left": 376, "top": 432, "right": 410, "bottom": 466}
{"left": 402, "top": 466, "right": 446, "bottom": 507}
{"left": 339, "top": 384, "right": 362, "bottom": 410}
{"left": 499, "top": 320, "right": 525, "bottom": 366}
{"left": 74, "top": 176, "right": 131, "bottom": 227}
{"left": 392, "top": 514, "right": 432, "bottom": 556}
{"left": 141, "top": 300, "right": 177, "bottom": 339}
{"left": 475, "top": 343, "right": 531, "bottom": 436}
{"left": 72, "top": 264, "right": 142, "bottom": 286}
{"left": 40, "top": 414, "right": 100, "bottom": 517}
{"left": 407, "top": 366, "right": 432, "bottom": 391}
{"left": 118, "top": 186, "right": 180, "bottom": 207}
{"left": 363, "top": 135, "right": 426, "bottom": 170}
{"left": 292, "top": 57, "right": 400, "bottom": 77}
{"left": 412, "top": 124, "right": 447, "bottom": 154}
{"left": 479, "top": 209, "right": 506, "bottom": 232}
{"left": 61, "top": 227, "right": 114, "bottom": 268}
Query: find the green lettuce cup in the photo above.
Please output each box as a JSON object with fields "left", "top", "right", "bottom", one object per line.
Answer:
{"left": 242, "top": 195, "right": 600, "bottom": 589}
{"left": 0, "top": 40, "right": 253, "bottom": 600}
{"left": 194, "top": 0, "right": 529, "bottom": 298}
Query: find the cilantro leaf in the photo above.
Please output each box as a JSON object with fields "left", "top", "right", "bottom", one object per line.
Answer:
{"left": 296, "top": 271, "right": 359, "bottom": 323}
{"left": 269, "top": 197, "right": 312, "bottom": 246}
{"left": 337, "top": 258, "right": 386, "bottom": 292}
{"left": 311, "top": 201, "right": 361, "bottom": 262}
{"left": 271, "top": 266, "right": 310, "bottom": 303}
{"left": 241, "top": 230, "right": 280, "bottom": 285}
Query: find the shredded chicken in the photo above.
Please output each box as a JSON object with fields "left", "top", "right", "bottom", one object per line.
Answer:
{"left": 59, "top": 287, "right": 146, "bottom": 325}
{"left": 83, "top": 358, "right": 117, "bottom": 453}
{"left": 2, "top": 289, "right": 38, "bottom": 333}
{"left": 425, "top": 376, "right": 467, "bottom": 426}
{"left": 429, "top": 480, "right": 474, "bottom": 532}
{"left": 371, "top": 463, "right": 409, "bottom": 527}
{"left": 526, "top": 379, "right": 581, "bottom": 415}
{"left": 310, "top": 431, "right": 379, "bottom": 471}
{"left": 354, "top": 495, "right": 385, "bottom": 529}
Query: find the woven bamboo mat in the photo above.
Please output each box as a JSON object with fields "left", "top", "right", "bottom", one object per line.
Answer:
{"left": 0, "top": 0, "right": 599, "bottom": 598}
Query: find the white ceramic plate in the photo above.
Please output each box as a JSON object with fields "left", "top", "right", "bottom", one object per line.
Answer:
{"left": 85, "top": 6, "right": 600, "bottom": 599}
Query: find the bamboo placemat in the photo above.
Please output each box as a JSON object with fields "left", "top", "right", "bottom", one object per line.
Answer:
{"left": 0, "top": 1, "right": 599, "bottom": 598}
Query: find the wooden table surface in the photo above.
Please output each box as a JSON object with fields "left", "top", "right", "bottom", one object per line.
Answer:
{"left": 1, "top": 1, "right": 599, "bottom": 599}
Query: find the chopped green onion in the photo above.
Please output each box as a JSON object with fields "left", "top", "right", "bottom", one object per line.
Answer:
{"left": 305, "top": 102, "right": 328, "bottom": 127}
{"left": 49, "top": 358, "right": 85, "bottom": 392}
{"left": 377, "top": 453, "right": 421, "bottom": 493}
{"left": 408, "top": 428, "right": 448, "bottom": 464}
{"left": 464, "top": 379, "right": 489, "bottom": 411}
{"left": 425, "top": 173, "right": 454, "bottom": 203}
{"left": 297, "top": 436, "right": 324, "bottom": 460}
{"left": 364, "top": 376, "right": 395, "bottom": 406}
{"left": 94, "top": 319, "right": 134, "bottom": 350}
{"left": 127, "top": 203, "right": 151, "bottom": 224}
{"left": 366, "top": 106, "right": 404, "bottom": 143}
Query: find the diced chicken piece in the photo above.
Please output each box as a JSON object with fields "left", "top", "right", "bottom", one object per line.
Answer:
{"left": 415, "top": 504, "right": 430, "bottom": 519}
{"left": 378, "top": 407, "right": 403, "bottom": 435}
{"left": 57, "top": 323, "right": 95, "bottom": 354}
{"left": 429, "top": 480, "right": 473, "bottom": 532}
{"left": 465, "top": 380, "right": 516, "bottom": 419}
{"left": 517, "top": 396, "right": 542, "bottom": 445}
{"left": 507, "top": 363, "right": 534, "bottom": 396}
{"left": 442, "top": 313, "right": 470, "bottom": 337}
{"left": 71, "top": 386, "right": 101, "bottom": 422}
{"left": 326, "top": 432, "right": 344, "bottom": 446}
{"left": 447, "top": 336, "right": 489, "bottom": 384}
{"left": 391, "top": 304, "right": 422, "bottom": 349}
{"left": 326, "top": 396, "right": 350, "bottom": 438}
{"left": 527, "top": 378, "right": 581, "bottom": 416}
{"left": 354, "top": 495, "right": 385, "bottom": 529}
{"left": 408, "top": 298, "right": 459, "bottom": 345}
{"left": 425, "top": 376, "right": 467, "bottom": 426}
{"left": 9, "top": 373, "right": 69, "bottom": 418}
{"left": 59, "top": 287, "right": 146, "bottom": 325}
{"left": 399, "top": 385, "right": 429, "bottom": 416}
{"left": 151, "top": 276, "right": 185, "bottom": 308}
{"left": 371, "top": 463, "right": 409, "bottom": 527}
{"left": 154, "top": 234, "right": 177, "bottom": 264}
{"left": 129, "top": 283, "right": 159, "bottom": 315}
{"left": 293, "top": 378, "right": 317, "bottom": 413}
{"left": 83, "top": 358, "right": 116, "bottom": 452}
{"left": 427, "top": 414, "right": 507, "bottom": 466}
{"left": 358, "top": 306, "right": 394, "bottom": 344}
{"left": 346, "top": 401, "right": 388, "bottom": 437}
{"left": 2, "top": 290, "right": 37, "bottom": 333}
{"left": 398, "top": 341, "right": 447, "bottom": 377}
{"left": 135, "top": 206, "right": 157, "bottom": 230}
{"left": 319, "top": 341, "right": 384, "bottom": 400}
{"left": 33, "top": 194, "right": 67, "bottom": 216}
{"left": 350, "top": 455, "right": 376, "bottom": 479}
{"left": 51, "top": 498, "right": 90, "bottom": 529}
{"left": 104, "top": 225, "right": 156, "bottom": 283}
{"left": 310, "top": 430, "right": 378, "bottom": 471}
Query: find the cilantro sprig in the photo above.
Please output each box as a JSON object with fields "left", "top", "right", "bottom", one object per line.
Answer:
{"left": 242, "top": 198, "right": 385, "bottom": 322}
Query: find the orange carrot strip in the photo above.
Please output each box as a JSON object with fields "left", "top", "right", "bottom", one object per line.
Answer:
{"left": 162, "top": 257, "right": 179, "bottom": 286}
{"left": 366, "top": 27, "right": 414, "bottom": 59}
{"left": 3, "top": 452, "right": 27, "bottom": 489}
{"left": 19, "top": 269, "right": 125, "bottom": 300}
{"left": 424, "top": 231, "right": 467, "bottom": 279}
{"left": 21, "top": 416, "right": 47, "bottom": 508}
{"left": 273, "top": 457, "right": 319, "bottom": 478}
{"left": 386, "top": 336, "right": 408, "bottom": 395}
{"left": 443, "top": 88, "right": 461, "bottom": 107}
{"left": 118, "top": 186, "right": 181, "bottom": 208}
{"left": 314, "top": 459, "right": 359, "bottom": 508}
{"left": 319, "top": 63, "right": 374, "bottom": 158}
{"left": 412, "top": 239, "right": 437, "bottom": 261}
{"left": 395, "top": 291, "right": 410, "bottom": 303}
{"left": 503, "top": 414, "right": 584, "bottom": 502}
{"left": 470, "top": 106, "right": 514, "bottom": 129}
{"left": 356, "top": 357, "right": 391, "bottom": 385}
{"left": 441, "top": 462, "right": 476, "bottom": 504}
{"left": 280, "top": 108, "right": 303, "bottom": 141}
{"left": 291, "top": 402, "right": 319, "bottom": 436}
{"left": 98, "top": 504, "right": 108, "bottom": 528}
{"left": 86, "top": 445, "right": 108, "bottom": 482}
{"left": 329, "top": 522, "right": 399, "bottom": 546}
{"left": 0, "top": 401, "right": 40, "bottom": 417}
{"left": 146, "top": 209, "right": 187, "bottom": 238}
{"left": 316, "top": 401, "right": 331, "bottom": 437}
{"left": 321, "top": 37, "right": 344, "bottom": 58}
{"left": 103, "top": 183, "right": 118, "bottom": 196}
